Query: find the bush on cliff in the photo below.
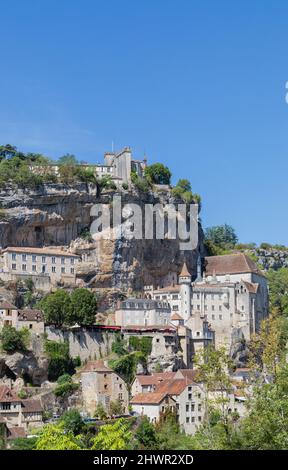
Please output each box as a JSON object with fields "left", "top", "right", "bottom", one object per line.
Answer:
{"left": 0, "top": 325, "right": 29, "bottom": 353}
{"left": 45, "top": 340, "right": 75, "bottom": 381}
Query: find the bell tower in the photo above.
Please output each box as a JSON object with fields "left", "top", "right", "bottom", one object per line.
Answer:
{"left": 179, "top": 261, "right": 192, "bottom": 322}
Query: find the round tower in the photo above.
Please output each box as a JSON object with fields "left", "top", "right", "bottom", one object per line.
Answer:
{"left": 179, "top": 261, "right": 192, "bottom": 322}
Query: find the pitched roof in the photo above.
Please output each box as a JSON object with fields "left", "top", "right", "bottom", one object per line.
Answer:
{"left": 81, "top": 360, "right": 112, "bottom": 373}
{"left": 135, "top": 372, "right": 176, "bottom": 386}
{"left": 3, "top": 246, "right": 79, "bottom": 258}
{"left": 156, "top": 379, "right": 192, "bottom": 395}
{"left": 130, "top": 392, "right": 168, "bottom": 405}
{"left": 18, "top": 309, "right": 44, "bottom": 322}
{"left": 7, "top": 426, "right": 26, "bottom": 439}
{"left": 171, "top": 313, "right": 183, "bottom": 321}
{"left": 175, "top": 369, "right": 202, "bottom": 382}
{"left": 205, "top": 253, "right": 263, "bottom": 277}
{"left": 0, "top": 386, "right": 21, "bottom": 403}
{"left": 242, "top": 281, "right": 259, "bottom": 294}
{"left": 0, "top": 301, "right": 17, "bottom": 309}
{"left": 22, "top": 399, "right": 43, "bottom": 413}
{"left": 179, "top": 262, "right": 191, "bottom": 277}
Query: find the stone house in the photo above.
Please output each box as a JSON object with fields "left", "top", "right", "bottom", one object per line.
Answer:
{"left": 0, "top": 246, "right": 80, "bottom": 290}
{"left": 115, "top": 298, "right": 171, "bottom": 328}
{"left": 130, "top": 392, "right": 176, "bottom": 423}
{"left": 0, "top": 303, "right": 44, "bottom": 334}
{"left": 131, "top": 372, "right": 176, "bottom": 396}
{"left": 0, "top": 386, "right": 43, "bottom": 430}
{"left": 81, "top": 360, "right": 129, "bottom": 416}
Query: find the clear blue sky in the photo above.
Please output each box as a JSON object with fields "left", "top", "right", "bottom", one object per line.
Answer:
{"left": 1, "top": 0, "right": 288, "bottom": 245}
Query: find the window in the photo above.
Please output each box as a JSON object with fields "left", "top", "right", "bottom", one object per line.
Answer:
{"left": 52, "top": 266, "right": 56, "bottom": 273}
{"left": 42, "top": 256, "right": 46, "bottom": 263}
{"left": 191, "top": 417, "right": 195, "bottom": 422}
{"left": 71, "top": 258, "right": 74, "bottom": 265}
{"left": 212, "top": 305, "right": 215, "bottom": 311}
{"left": 188, "top": 386, "right": 192, "bottom": 391}
{"left": 186, "top": 417, "right": 190, "bottom": 423}
{"left": 12, "top": 264, "right": 16, "bottom": 270}
{"left": 29, "top": 324, "right": 33, "bottom": 329}
{"left": 52, "top": 257, "right": 56, "bottom": 264}
{"left": 212, "top": 314, "right": 215, "bottom": 320}
{"left": 186, "top": 404, "right": 189, "bottom": 412}
{"left": 198, "top": 393, "right": 201, "bottom": 398}
{"left": 172, "top": 294, "right": 178, "bottom": 300}
{"left": 219, "top": 314, "right": 222, "bottom": 320}
{"left": 191, "top": 404, "right": 195, "bottom": 412}
{"left": 219, "top": 305, "right": 222, "bottom": 311}
{"left": 32, "top": 255, "right": 37, "bottom": 262}
{"left": 42, "top": 265, "right": 46, "bottom": 273}
{"left": 61, "top": 257, "right": 65, "bottom": 265}
{"left": 22, "top": 254, "right": 27, "bottom": 261}
{"left": 119, "top": 383, "right": 122, "bottom": 389}
{"left": 12, "top": 253, "right": 16, "bottom": 261}
{"left": 104, "top": 384, "right": 108, "bottom": 390}
{"left": 197, "top": 294, "right": 200, "bottom": 300}
{"left": 188, "top": 393, "right": 192, "bottom": 400}
{"left": 61, "top": 267, "right": 65, "bottom": 274}
{"left": 32, "top": 265, "right": 36, "bottom": 272}
{"left": 119, "top": 393, "right": 123, "bottom": 400}
{"left": 198, "top": 416, "right": 202, "bottom": 422}
{"left": 198, "top": 404, "right": 201, "bottom": 411}
{"left": 22, "top": 264, "right": 27, "bottom": 271}
{"left": 71, "top": 268, "right": 74, "bottom": 274}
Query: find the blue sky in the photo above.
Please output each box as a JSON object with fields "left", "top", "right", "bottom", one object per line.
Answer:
{"left": 1, "top": 0, "right": 288, "bottom": 245}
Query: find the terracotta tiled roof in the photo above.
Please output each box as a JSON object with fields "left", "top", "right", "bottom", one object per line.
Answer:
{"left": 130, "top": 392, "right": 168, "bottom": 405}
{"left": 123, "top": 325, "right": 177, "bottom": 331}
{"left": 0, "top": 386, "right": 21, "bottom": 403}
{"left": 22, "top": 399, "right": 43, "bottom": 413}
{"left": 242, "top": 281, "right": 259, "bottom": 294}
{"left": 156, "top": 379, "right": 192, "bottom": 395}
{"left": 135, "top": 372, "right": 176, "bottom": 386}
{"left": 18, "top": 309, "right": 44, "bottom": 322}
{"left": 7, "top": 426, "right": 26, "bottom": 439}
{"left": 175, "top": 369, "right": 202, "bottom": 382}
{"left": 0, "top": 301, "right": 17, "bottom": 309}
{"left": 3, "top": 246, "right": 79, "bottom": 258}
{"left": 171, "top": 313, "right": 183, "bottom": 321}
{"left": 205, "top": 254, "right": 263, "bottom": 276}
{"left": 179, "top": 262, "right": 191, "bottom": 277}
{"left": 81, "top": 361, "right": 112, "bottom": 373}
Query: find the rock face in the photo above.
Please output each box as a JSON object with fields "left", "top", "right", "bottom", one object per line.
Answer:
{"left": 0, "top": 183, "right": 204, "bottom": 293}
{"left": 0, "top": 352, "right": 48, "bottom": 386}
{"left": 230, "top": 328, "right": 249, "bottom": 368}
{"left": 246, "top": 248, "right": 288, "bottom": 271}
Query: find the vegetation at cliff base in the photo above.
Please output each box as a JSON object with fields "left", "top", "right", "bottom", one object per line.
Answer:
{"left": 0, "top": 325, "right": 30, "bottom": 353}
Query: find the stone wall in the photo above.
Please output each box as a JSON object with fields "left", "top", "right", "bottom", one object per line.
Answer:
{"left": 45, "top": 326, "right": 115, "bottom": 361}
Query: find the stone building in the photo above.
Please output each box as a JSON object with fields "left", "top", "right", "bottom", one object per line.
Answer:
{"left": 0, "top": 302, "right": 44, "bottom": 334}
{"left": 115, "top": 298, "right": 171, "bottom": 328}
{"left": 30, "top": 146, "right": 147, "bottom": 184}
{"left": 149, "top": 254, "right": 268, "bottom": 349}
{"left": 130, "top": 369, "right": 205, "bottom": 434}
{"left": 0, "top": 385, "right": 43, "bottom": 430}
{"left": 0, "top": 246, "right": 79, "bottom": 290}
{"left": 130, "top": 392, "right": 176, "bottom": 423}
{"left": 81, "top": 360, "right": 129, "bottom": 416}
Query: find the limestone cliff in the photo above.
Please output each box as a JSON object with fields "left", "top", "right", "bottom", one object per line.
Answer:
{"left": 0, "top": 183, "right": 204, "bottom": 294}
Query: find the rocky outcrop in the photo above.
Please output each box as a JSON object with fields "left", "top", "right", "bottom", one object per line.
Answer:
{"left": 0, "top": 352, "right": 48, "bottom": 386}
{"left": 0, "top": 183, "right": 204, "bottom": 293}
{"left": 230, "top": 328, "right": 249, "bottom": 368}
{"left": 246, "top": 248, "right": 288, "bottom": 271}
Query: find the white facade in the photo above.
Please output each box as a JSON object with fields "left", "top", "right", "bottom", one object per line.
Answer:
{"left": 115, "top": 298, "right": 171, "bottom": 327}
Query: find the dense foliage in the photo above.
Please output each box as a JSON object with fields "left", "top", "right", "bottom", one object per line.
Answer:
{"left": 0, "top": 325, "right": 29, "bottom": 353}
{"left": 40, "top": 288, "right": 97, "bottom": 327}
{"left": 45, "top": 340, "right": 75, "bottom": 381}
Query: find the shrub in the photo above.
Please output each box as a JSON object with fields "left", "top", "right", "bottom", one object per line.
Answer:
{"left": 0, "top": 326, "right": 28, "bottom": 353}
{"left": 54, "top": 381, "right": 79, "bottom": 397}
{"left": 122, "top": 182, "right": 129, "bottom": 190}
{"left": 45, "top": 340, "right": 75, "bottom": 381}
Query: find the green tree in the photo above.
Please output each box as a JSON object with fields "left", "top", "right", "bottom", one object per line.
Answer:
{"left": 267, "top": 268, "right": 288, "bottom": 316}
{"left": 205, "top": 224, "right": 238, "bottom": 249}
{"left": 58, "top": 154, "right": 78, "bottom": 166}
{"left": 135, "top": 416, "right": 157, "bottom": 449}
{"left": 94, "top": 403, "right": 108, "bottom": 420}
{"left": 69, "top": 288, "right": 97, "bottom": 326}
{"left": 35, "top": 423, "right": 83, "bottom": 450}
{"left": 45, "top": 340, "right": 75, "bottom": 381}
{"left": 60, "top": 409, "right": 83, "bottom": 435}
{"left": 144, "top": 163, "right": 171, "bottom": 185}
{"left": 91, "top": 418, "right": 132, "bottom": 450}
{"left": 110, "top": 399, "right": 124, "bottom": 416}
{"left": 0, "top": 326, "right": 27, "bottom": 353}
{"left": 40, "top": 289, "right": 71, "bottom": 327}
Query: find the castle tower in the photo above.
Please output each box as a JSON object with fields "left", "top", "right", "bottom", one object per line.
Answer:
{"left": 179, "top": 262, "right": 192, "bottom": 322}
